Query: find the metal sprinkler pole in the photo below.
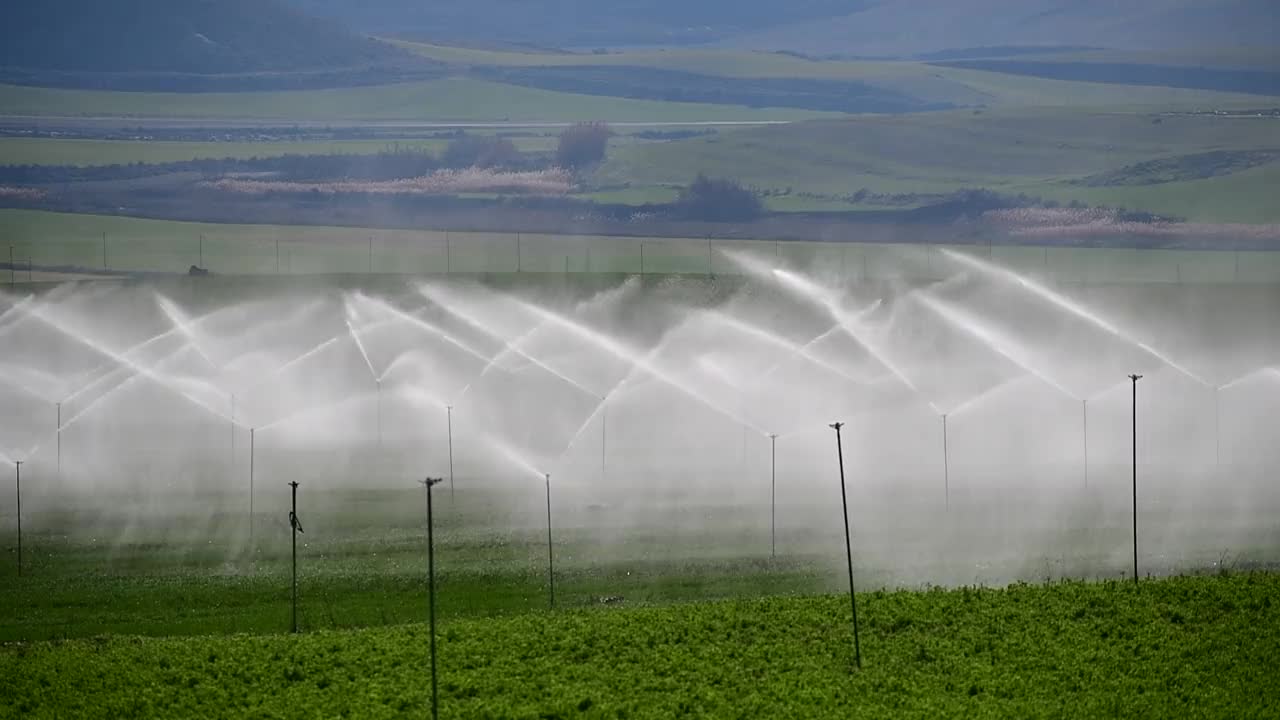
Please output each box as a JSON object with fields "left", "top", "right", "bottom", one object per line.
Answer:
{"left": 1214, "top": 387, "right": 1221, "bottom": 474}
{"left": 1082, "top": 398, "right": 1089, "bottom": 489}
{"left": 941, "top": 414, "right": 950, "bottom": 509}
{"left": 249, "top": 428, "right": 256, "bottom": 553}
{"left": 545, "top": 473, "right": 555, "bottom": 610}
{"left": 14, "top": 461, "right": 22, "bottom": 577}
{"left": 770, "top": 433, "right": 777, "bottom": 559}
{"left": 376, "top": 379, "right": 383, "bottom": 451}
{"left": 230, "top": 394, "right": 236, "bottom": 464}
{"left": 601, "top": 405, "right": 607, "bottom": 484}
{"left": 56, "top": 402, "right": 61, "bottom": 480}
{"left": 288, "top": 481, "right": 301, "bottom": 633}
{"left": 446, "top": 406, "right": 454, "bottom": 500}
{"left": 829, "top": 422, "right": 862, "bottom": 669}
{"left": 422, "top": 477, "right": 443, "bottom": 720}
{"left": 1129, "top": 374, "right": 1142, "bottom": 586}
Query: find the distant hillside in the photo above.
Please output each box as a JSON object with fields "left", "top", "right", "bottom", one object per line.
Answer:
{"left": 729, "top": 0, "right": 1279, "bottom": 57}
{"left": 0, "top": 0, "right": 417, "bottom": 76}
{"left": 293, "top": 0, "right": 1278, "bottom": 56}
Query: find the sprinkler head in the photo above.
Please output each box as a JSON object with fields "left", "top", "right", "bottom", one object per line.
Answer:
{"left": 829, "top": 422, "right": 844, "bottom": 431}
{"left": 1129, "top": 374, "right": 1144, "bottom": 382}
{"left": 421, "top": 477, "right": 444, "bottom": 488}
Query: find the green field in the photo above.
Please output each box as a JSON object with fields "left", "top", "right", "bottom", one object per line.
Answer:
{"left": 391, "top": 40, "right": 1280, "bottom": 111}
{"left": 3, "top": 568, "right": 1276, "bottom": 718}
{"left": 4, "top": 209, "right": 1280, "bottom": 284}
{"left": 598, "top": 109, "right": 1280, "bottom": 221}
{"left": 0, "top": 78, "right": 832, "bottom": 123}
{"left": 0, "top": 136, "right": 562, "bottom": 167}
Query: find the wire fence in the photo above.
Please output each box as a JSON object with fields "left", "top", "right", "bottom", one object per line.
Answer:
{"left": 5, "top": 226, "right": 1280, "bottom": 285}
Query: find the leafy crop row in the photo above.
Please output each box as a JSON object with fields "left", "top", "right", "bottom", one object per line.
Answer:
{"left": 3, "top": 573, "right": 1277, "bottom": 719}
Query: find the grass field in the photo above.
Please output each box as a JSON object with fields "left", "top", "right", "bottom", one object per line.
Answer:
{"left": 4, "top": 209, "right": 1280, "bottom": 284}
{"left": 0, "top": 136, "right": 561, "bottom": 167}
{"left": 391, "top": 40, "right": 1280, "bottom": 109}
{"left": 0, "top": 78, "right": 833, "bottom": 124}
{"left": 598, "top": 109, "right": 1280, "bottom": 222}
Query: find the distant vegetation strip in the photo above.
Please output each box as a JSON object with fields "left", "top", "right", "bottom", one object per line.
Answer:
{"left": 2, "top": 574, "right": 1277, "bottom": 718}
{"left": 936, "top": 60, "right": 1280, "bottom": 97}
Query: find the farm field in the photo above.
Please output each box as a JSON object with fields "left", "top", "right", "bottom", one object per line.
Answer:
{"left": 0, "top": 136, "right": 561, "bottom": 167}
{"left": 0, "top": 78, "right": 833, "bottom": 124}
{"left": 391, "top": 40, "right": 1280, "bottom": 110}
{"left": 598, "top": 109, "right": 1280, "bottom": 221}
{"left": 3, "top": 568, "right": 1277, "bottom": 718}
{"left": 5, "top": 209, "right": 1280, "bottom": 284}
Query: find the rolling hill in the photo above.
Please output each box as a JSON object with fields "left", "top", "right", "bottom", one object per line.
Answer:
{"left": 292, "top": 0, "right": 1278, "bottom": 56}
{"left": 0, "top": 0, "right": 420, "bottom": 81}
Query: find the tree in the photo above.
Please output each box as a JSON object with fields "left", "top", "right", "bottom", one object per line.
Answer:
{"left": 555, "top": 122, "right": 611, "bottom": 169}
{"left": 676, "top": 174, "right": 763, "bottom": 221}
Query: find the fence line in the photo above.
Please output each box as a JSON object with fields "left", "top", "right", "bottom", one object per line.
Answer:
{"left": 5, "top": 228, "right": 1280, "bottom": 286}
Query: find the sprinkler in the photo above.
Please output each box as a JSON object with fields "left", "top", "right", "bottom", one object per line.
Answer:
{"left": 1082, "top": 398, "right": 1088, "bottom": 489}
{"left": 13, "top": 460, "right": 22, "bottom": 577}
{"left": 769, "top": 433, "right": 777, "bottom": 559}
{"left": 545, "top": 472, "right": 555, "bottom": 610}
{"left": 288, "top": 481, "right": 303, "bottom": 633}
{"left": 249, "top": 427, "right": 256, "bottom": 554}
{"left": 828, "top": 422, "right": 862, "bottom": 669}
{"left": 1128, "top": 374, "right": 1143, "bottom": 586}
{"left": 941, "top": 413, "right": 950, "bottom": 509}
{"left": 55, "top": 402, "right": 61, "bottom": 480}
{"left": 446, "top": 406, "right": 455, "bottom": 500}
{"left": 420, "top": 477, "right": 444, "bottom": 720}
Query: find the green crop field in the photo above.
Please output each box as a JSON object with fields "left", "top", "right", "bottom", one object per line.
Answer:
{"left": 0, "top": 78, "right": 832, "bottom": 124}
{"left": 0, "top": 136, "right": 561, "bottom": 167}
{"left": 5, "top": 209, "right": 1280, "bottom": 284}
{"left": 5, "top": 489, "right": 1274, "bottom": 717}
{"left": 597, "top": 109, "right": 1280, "bottom": 222}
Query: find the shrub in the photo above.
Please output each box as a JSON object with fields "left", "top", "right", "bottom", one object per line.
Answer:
{"left": 676, "top": 174, "right": 762, "bottom": 221}
{"left": 555, "top": 122, "right": 612, "bottom": 169}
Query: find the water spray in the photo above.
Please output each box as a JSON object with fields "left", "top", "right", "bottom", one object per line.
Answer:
{"left": 828, "top": 422, "right": 862, "bottom": 669}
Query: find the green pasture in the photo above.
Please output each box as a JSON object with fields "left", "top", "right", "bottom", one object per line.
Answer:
{"left": 4, "top": 210, "right": 1280, "bottom": 284}
{"left": 598, "top": 110, "right": 1280, "bottom": 221}
{"left": 392, "top": 39, "right": 1280, "bottom": 111}
{"left": 0, "top": 78, "right": 832, "bottom": 124}
{"left": 0, "top": 136, "right": 562, "bottom": 167}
